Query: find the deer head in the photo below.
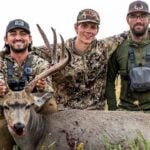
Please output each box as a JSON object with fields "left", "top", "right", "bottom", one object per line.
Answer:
{"left": 0, "top": 25, "right": 70, "bottom": 136}
{"left": 0, "top": 90, "right": 53, "bottom": 136}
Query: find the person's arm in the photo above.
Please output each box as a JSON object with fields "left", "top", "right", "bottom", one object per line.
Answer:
{"left": 105, "top": 51, "right": 119, "bottom": 110}
{"left": 0, "top": 59, "right": 7, "bottom": 96}
{"left": 32, "top": 46, "right": 52, "bottom": 63}
{"left": 102, "top": 31, "right": 128, "bottom": 59}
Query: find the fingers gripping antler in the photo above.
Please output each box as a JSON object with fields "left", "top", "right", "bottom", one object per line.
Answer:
{"left": 25, "top": 25, "right": 71, "bottom": 93}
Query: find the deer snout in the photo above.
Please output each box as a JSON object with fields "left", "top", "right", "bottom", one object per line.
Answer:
{"left": 13, "top": 122, "right": 25, "bottom": 136}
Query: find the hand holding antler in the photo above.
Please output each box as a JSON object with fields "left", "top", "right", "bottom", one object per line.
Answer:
{"left": 35, "top": 79, "right": 46, "bottom": 91}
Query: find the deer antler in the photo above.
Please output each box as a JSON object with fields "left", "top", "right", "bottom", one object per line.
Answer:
{"left": 25, "top": 25, "right": 70, "bottom": 93}
{"left": 51, "top": 27, "right": 57, "bottom": 64}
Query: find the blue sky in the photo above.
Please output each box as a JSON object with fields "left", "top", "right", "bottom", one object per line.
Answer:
{"left": 0, "top": 0, "right": 149, "bottom": 47}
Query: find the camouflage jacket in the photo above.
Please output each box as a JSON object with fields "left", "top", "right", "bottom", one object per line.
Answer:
{"left": 32, "top": 32, "right": 127, "bottom": 110}
{"left": 0, "top": 52, "right": 54, "bottom": 93}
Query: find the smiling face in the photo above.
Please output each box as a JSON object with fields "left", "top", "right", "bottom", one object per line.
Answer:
{"left": 74, "top": 22, "right": 99, "bottom": 45}
{"left": 127, "top": 12, "right": 150, "bottom": 37}
{"left": 4, "top": 28, "right": 32, "bottom": 53}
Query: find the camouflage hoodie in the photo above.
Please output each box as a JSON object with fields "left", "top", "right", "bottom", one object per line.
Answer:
{"left": 33, "top": 32, "right": 127, "bottom": 110}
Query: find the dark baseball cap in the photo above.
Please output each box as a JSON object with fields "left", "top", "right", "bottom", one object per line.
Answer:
{"left": 127, "top": 0, "right": 150, "bottom": 15}
{"left": 6, "top": 19, "right": 30, "bottom": 33}
{"left": 77, "top": 9, "right": 100, "bottom": 24}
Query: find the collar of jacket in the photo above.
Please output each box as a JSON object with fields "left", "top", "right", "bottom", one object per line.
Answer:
{"left": 66, "top": 37, "right": 97, "bottom": 56}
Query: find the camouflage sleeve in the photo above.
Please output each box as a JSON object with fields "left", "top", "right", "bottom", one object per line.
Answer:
{"left": 32, "top": 55, "right": 54, "bottom": 93}
{"left": 102, "top": 31, "right": 129, "bottom": 59}
{"left": 32, "top": 46, "right": 52, "bottom": 63}
{"left": 32, "top": 43, "right": 63, "bottom": 64}
{"left": 0, "top": 56, "right": 5, "bottom": 82}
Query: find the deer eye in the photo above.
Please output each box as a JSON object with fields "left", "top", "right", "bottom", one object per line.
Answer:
{"left": 3, "top": 105, "right": 9, "bottom": 110}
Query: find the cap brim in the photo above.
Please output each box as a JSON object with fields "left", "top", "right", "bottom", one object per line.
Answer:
{"left": 127, "top": 10, "right": 150, "bottom": 15}
{"left": 7, "top": 26, "right": 30, "bottom": 33}
{"left": 77, "top": 19, "right": 99, "bottom": 24}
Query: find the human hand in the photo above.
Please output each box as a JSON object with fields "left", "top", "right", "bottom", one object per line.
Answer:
{"left": 35, "top": 79, "right": 46, "bottom": 91}
{"left": 0, "top": 80, "right": 7, "bottom": 96}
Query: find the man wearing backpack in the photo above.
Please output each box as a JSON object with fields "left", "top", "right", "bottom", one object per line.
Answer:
{"left": 106, "top": 0, "right": 150, "bottom": 111}
{"left": 0, "top": 19, "right": 57, "bottom": 150}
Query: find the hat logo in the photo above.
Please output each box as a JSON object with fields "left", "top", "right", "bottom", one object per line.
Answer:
{"left": 14, "top": 20, "right": 24, "bottom": 26}
{"left": 82, "top": 10, "right": 98, "bottom": 20}
{"left": 81, "top": 12, "right": 87, "bottom": 19}
{"left": 134, "top": 3, "right": 144, "bottom": 10}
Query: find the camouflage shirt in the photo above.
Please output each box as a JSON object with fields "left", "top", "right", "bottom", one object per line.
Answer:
{"left": 0, "top": 52, "right": 54, "bottom": 93}
{"left": 32, "top": 33, "right": 127, "bottom": 110}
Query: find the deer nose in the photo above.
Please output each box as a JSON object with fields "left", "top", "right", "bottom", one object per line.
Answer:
{"left": 14, "top": 122, "right": 25, "bottom": 135}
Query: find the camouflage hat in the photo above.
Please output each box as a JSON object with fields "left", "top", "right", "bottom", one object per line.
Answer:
{"left": 6, "top": 19, "right": 30, "bottom": 33}
{"left": 127, "top": 0, "right": 150, "bottom": 15}
{"left": 77, "top": 9, "right": 100, "bottom": 24}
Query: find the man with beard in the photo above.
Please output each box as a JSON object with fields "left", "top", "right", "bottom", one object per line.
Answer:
{"left": 0, "top": 19, "right": 55, "bottom": 95}
{"left": 0, "top": 19, "right": 57, "bottom": 149}
{"left": 105, "top": 0, "right": 150, "bottom": 111}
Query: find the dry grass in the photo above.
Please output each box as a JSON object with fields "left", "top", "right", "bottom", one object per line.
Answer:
{"left": 105, "top": 75, "right": 121, "bottom": 110}
{"left": 115, "top": 75, "right": 121, "bottom": 104}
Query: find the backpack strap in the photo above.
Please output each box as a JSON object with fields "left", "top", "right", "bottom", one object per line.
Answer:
{"left": 128, "top": 47, "right": 135, "bottom": 68}
{"left": 146, "top": 44, "right": 150, "bottom": 62}
{"left": 7, "top": 55, "right": 33, "bottom": 91}
{"left": 129, "top": 44, "right": 150, "bottom": 67}
{"left": 23, "top": 55, "right": 33, "bottom": 81}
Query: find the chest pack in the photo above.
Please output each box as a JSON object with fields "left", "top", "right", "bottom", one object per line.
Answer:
{"left": 7, "top": 56, "right": 33, "bottom": 91}
{"left": 129, "top": 45, "right": 150, "bottom": 92}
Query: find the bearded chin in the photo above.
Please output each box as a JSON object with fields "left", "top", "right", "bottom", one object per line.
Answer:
{"left": 10, "top": 46, "right": 28, "bottom": 53}
{"left": 132, "top": 28, "right": 147, "bottom": 37}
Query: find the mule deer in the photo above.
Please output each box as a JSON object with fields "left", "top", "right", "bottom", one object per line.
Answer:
{"left": 1, "top": 97, "right": 150, "bottom": 150}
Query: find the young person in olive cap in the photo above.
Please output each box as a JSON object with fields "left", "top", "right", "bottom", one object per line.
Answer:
{"left": 55, "top": 9, "right": 106, "bottom": 110}
{"left": 106, "top": 0, "right": 150, "bottom": 111}
{"left": 34, "top": 8, "right": 126, "bottom": 110}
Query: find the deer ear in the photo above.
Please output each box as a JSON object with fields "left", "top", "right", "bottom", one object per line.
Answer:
{"left": 33, "top": 92, "right": 54, "bottom": 107}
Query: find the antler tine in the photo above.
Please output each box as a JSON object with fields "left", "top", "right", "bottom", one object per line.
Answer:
{"left": 59, "top": 34, "right": 65, "bottom": 59}
{"left": 25, "top": 48, "right": 70, "bottom": 93}
{"left": 25, "top": 33, "right": 71, "bottom": 93}
{"left": 51, "top": 27, "right": 57, "bottom": 64}
{"left": 36, "top": 24, "right": 52, "bottom": 60}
